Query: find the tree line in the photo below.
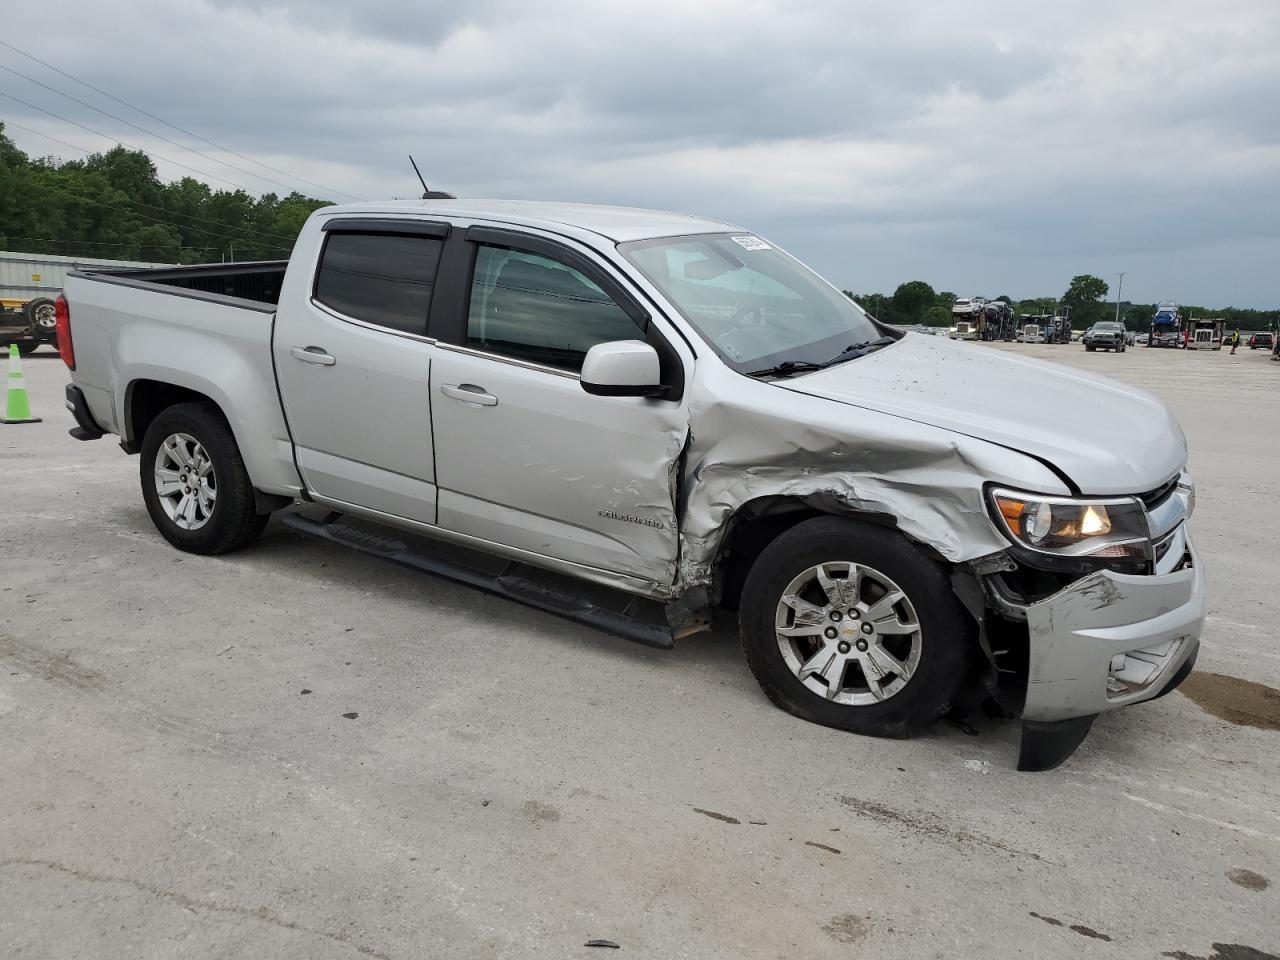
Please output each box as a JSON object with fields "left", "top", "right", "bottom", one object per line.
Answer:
{"left": 843, "top": 276, "right": 1277, "bottom": 332}
{"left": 0, "top": 123, "right": 331, "bottom": 264}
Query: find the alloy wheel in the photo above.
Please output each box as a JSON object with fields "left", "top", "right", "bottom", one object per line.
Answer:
{"left": 774, "top": 561, "right": 923, "bottom": 706}
{"left": 153, "top": 432, "right": 216, "bottom": 530}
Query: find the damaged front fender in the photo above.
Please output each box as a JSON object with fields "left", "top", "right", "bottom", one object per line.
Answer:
{"left": 674, "top": 362, "right": 1071, "bottom": 590}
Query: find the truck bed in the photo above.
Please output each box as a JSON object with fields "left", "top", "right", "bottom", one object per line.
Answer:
{"left": 62, "top": 259, "right": 303, "bottom": 498}
{"left": 73, "top": 261, "right": 289, "bottom": 309}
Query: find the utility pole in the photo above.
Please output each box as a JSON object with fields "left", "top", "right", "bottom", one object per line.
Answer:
{"left": 1115, "top": 271, "right": 1126, "bottom": 324}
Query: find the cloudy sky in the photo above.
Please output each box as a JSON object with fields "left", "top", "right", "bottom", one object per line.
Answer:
{"left": 3, "top": 0, "right": 1278, "bottom": 306}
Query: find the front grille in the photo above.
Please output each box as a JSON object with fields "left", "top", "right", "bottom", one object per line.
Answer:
{"left": 1138, "top": 476, "right": 1179, "bottom": 509}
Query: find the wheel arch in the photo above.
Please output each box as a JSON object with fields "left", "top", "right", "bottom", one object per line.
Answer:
{"left": 710, "top": 494, "right": 947, "bottom": 612}
{"left": 124, "top": 378, "right": 219, "bottom": 451}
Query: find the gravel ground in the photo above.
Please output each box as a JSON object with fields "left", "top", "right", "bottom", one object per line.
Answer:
{"left": 1, "top": 341, "right": 1277, "bottom": 960}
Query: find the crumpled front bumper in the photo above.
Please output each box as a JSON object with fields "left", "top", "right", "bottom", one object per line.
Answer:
{"left": 1023, "top": 535, "right": 1203, "bottom": 723}
{"left": 1015, "top": 530, "right": 1204, "bottom": 769}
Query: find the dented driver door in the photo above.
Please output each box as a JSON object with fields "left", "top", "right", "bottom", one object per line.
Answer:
{"left": 429, "top": 230, "right": 688, "bottom": 586}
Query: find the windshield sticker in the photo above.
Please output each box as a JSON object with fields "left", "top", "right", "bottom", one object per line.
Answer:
{"left": 730, "top": 235, "right": 771, "bottom": 252}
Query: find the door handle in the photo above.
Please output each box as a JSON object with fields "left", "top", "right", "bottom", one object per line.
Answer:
{"left": 440, "top": 383, "right": 498, "bottom": 407}
{"left": 290, "top": 346, "right": 336, "bottom": 366}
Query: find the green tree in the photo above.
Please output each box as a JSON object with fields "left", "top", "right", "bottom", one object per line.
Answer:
{"left": 923, "top": 305, "right": 952, "bottom": 327}
{"left": 1061, "top": 275, "right": 1110, "bottom": 327}
{"left": 0, "top": 124, "right": 330, "bottom": 263}
{"left": 1016, "top": 297, "right": 1054, "bottom": 316}
{"left": 891, "top": 280, "right": 936, "bottom": 321}
{"left": 936, "top": 291, "right": 956, "bottom": 305}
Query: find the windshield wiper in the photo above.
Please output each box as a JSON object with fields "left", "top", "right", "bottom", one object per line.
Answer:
{"left": 821, "top": 336, "right": 896, "bottom": 367}
{"left": 745, "top": 359, "right": 825, "bottom": 378}
{"left": 746, "top": 336, "right": 896, "bottom": 379}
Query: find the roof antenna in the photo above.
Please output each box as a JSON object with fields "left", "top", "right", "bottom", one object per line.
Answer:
{"left": 409, "top": 155, "right": 456, "bottom": 200}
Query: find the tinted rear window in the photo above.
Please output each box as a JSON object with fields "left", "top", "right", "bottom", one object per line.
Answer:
{"left": 314, "top": 232, "right": 442, "bottom": 335}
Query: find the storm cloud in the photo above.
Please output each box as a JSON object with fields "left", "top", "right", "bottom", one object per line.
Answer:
{"left": 3, "top": 0, "right": 1278, "bottom": 305}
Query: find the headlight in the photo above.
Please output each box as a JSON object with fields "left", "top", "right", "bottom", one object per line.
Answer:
{"left": 989, "top": 488, "right": 1150, "bottom": 559}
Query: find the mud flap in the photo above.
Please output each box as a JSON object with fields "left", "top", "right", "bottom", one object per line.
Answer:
{"left": 1016, "top": 714, "right": 1097, "bottom": 772}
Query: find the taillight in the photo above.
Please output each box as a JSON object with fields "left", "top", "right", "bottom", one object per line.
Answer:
{"left": 55, "top": 293, "right": 75, "bottom": 370}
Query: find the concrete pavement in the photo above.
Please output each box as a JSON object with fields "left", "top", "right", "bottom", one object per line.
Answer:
{"left": 1, "top": 342, "right": 1277, "bottom": 959}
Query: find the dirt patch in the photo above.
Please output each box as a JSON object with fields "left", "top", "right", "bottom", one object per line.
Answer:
{"left": 1179, "top": 673, "right": 1280, "bottom": 731}
{"left": 1030, "top": 912, "right": 1113, "bottom": 941}
{"left": 1226, "top": 868, "right": 1270, "bottom": 891}
{"left": 1, "top": 858, "right": 390, "bottom": 959}
{"left": 838, "top": 795, "right": 1055, "bottom": 864}
{"left": 692, "top": 808, "right": 740, "bottom": 825}
{"left": 821, "top": 914, "right": 868, "bottom": 944}
{"left": 0, "top": 635, "right": 103, "bottom": 691}
{"left": 521, "top": 800, "right": 561, "bottom": 823}
{"left": 1165, "top": 946, "right": 1280, "bottom": 960}
{"left": 804, "top": 841, "right": 842, "bottom": 855}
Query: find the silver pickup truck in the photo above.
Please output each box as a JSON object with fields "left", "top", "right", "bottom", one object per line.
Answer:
{"left": 58, "top": 199, "right": 1203, "bottom": 769}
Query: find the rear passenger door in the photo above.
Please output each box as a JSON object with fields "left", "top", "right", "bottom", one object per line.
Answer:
{"left": 428, "top": 227, "right": 689, "bottom": 586}
{"left": 273, "top": 220, "right": 446, "bottom": 525}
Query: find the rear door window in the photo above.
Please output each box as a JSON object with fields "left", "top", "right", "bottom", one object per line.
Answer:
{"left": 314, "top": 232, "right": 443, "bottom": 336}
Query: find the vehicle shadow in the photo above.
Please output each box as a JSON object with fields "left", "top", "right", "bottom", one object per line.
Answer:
{"left": 226, "top": 515, "right": 1024, "bottom": 760}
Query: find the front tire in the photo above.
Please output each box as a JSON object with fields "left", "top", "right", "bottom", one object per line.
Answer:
{"left": 739, "top": 517, "right": 972, "bottom": 739}
{"left": 140, "top": 402, "right": 268, "bottom": 555}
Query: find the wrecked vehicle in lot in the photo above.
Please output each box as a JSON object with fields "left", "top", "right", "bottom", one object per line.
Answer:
{"left": 58, "top": 199, "right": 1204, "bottom": 770}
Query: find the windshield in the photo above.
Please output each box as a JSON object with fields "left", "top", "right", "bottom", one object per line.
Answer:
{"left": 619, "top": 232, "right": 884, "bottom": 372}
{"left": 1095, "top": 322, "right": 1123, "bottom": 331}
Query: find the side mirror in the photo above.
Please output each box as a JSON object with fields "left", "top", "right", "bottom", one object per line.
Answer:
{"left": 581, "top": 340, "right": 664, "bottom": 397}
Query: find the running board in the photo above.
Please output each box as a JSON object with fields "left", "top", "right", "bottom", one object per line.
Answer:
{"left": 281, "top": 510, "right": 675, "bottom": 650}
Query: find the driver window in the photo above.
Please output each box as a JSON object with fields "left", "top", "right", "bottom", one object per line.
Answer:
{"left": 467, "top": 245, "right": 639, "bottom": 372}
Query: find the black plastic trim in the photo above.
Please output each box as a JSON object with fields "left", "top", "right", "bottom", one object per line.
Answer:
{"left": 83, "top": 261, "right": 287, "bottom": 281}
{"left": 1016, "top": 714, "right": 1097, "bottom": 771}
{"left": 321, "top": 217, "right": 451, "bottom": 238}
{"left": 581, "top": 381, "right": 668, "bottom": 398}
{"left": 1150, "top": 645, "right": 1198, "bottom": 701}
{"left": 64, "top": 384, "right": 105, "bottom": 440}
{"left": 282, "top": 510, "right": 674, "bottom": 649}
{"left": 425, "top": 233, "right": 475, "bottom": 345}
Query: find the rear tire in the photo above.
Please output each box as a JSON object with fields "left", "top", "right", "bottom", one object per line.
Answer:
{"left": 739, "top": 517, "right": 972, "bottom": 739}
{"left": 23, "top": 297, "right": 57, "bottom": 339}
{"left": 139, "top": 402, "right": 268, "bottom": 555}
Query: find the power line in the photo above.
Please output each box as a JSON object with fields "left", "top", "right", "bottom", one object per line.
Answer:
{"left": 0, "top": 91, "right": 269, "bottom": 195}
{"left": 0, "top": 38, "right": 362, "bottom": 201}
{"left": 0, "top": 61, "right": 331, "bottom": 199}
{"left": 2, "top": 121, "right": 302, "bottom": 246}
{"left": 2, "top": 236, "right": 221, "bottom": 250}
